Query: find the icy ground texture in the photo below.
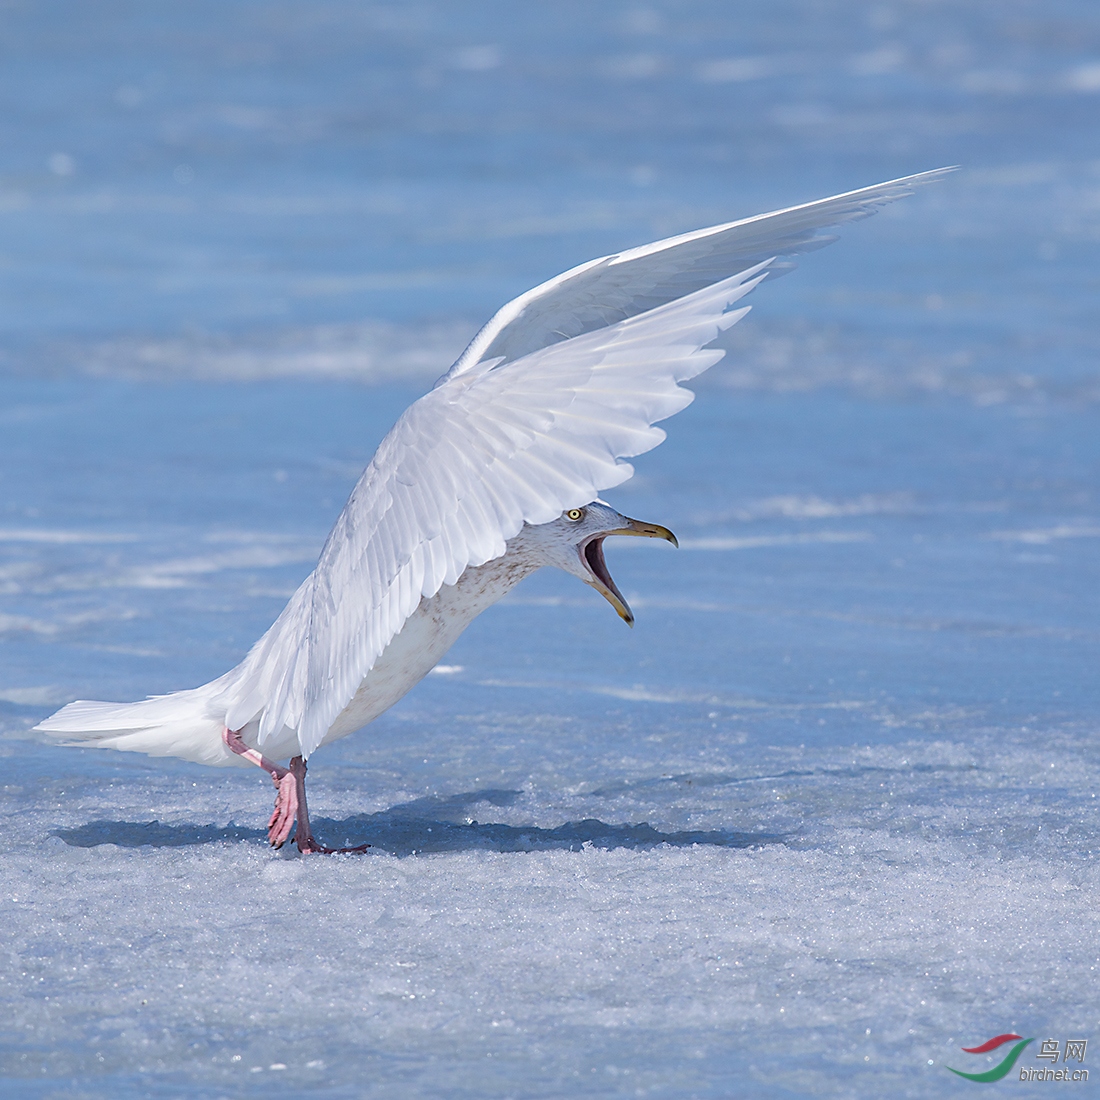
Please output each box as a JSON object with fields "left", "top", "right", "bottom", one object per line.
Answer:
{"left": 3, "top": 757, "right": 1099, "bottom": 1100}
{"left": 3, "top": 384, "right": 1099, "bottom": 1099}
{"left": 3, "top": 0, "right": 1100, "bottom": 1096}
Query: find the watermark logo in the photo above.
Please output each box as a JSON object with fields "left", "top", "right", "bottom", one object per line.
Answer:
{"left": 946, "top": 1034, "right": 1088, "bottom": 1084}
{"left": 947, "top": 1034, "right": 1033, "bottom": 1082}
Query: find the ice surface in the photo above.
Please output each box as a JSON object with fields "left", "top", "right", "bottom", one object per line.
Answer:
{"left": 2, "top": 1, "right": 1099, "bottom": 1097}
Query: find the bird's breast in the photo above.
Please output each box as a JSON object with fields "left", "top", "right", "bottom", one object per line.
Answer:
{"left": 320, "top": 547, "right": 542, "bottom": 746}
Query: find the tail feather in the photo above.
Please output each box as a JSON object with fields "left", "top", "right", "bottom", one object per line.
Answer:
{"left": 35, "top": 687, "right": 239, "bottom": 767}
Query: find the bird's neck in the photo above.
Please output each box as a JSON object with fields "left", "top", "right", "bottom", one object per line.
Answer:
{"left": 448, "top": 534, "right": 547, "bottom": 608}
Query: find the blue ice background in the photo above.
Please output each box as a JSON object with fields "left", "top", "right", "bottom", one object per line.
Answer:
{"left": 1, "top": 2, "right": 1099, "bottom": 1098}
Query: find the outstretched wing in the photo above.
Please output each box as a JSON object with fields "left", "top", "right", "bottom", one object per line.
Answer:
{"left": 241, "top": 262, "right": 769, "bottom": 754}
{"left": 231, "top": 170, "right": 951, "bottom": 755}
{"left": 442, "top": 169, "right": 953, "bottom": 381}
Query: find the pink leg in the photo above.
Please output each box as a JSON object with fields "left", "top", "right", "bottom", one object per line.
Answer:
{"left": 290, "top": 756, "right": 321, "bottom": 854}
{"left": 222, "top": 728, "right": 297, "bottom": 849}
{"left": 290, "top": 756, "right": 369, "bottom": 855}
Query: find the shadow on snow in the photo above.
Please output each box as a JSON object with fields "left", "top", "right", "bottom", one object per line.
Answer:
{"left": 53, "top": 787, "right": 783, "bottom": 855}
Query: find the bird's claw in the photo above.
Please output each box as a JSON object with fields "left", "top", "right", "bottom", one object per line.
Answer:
{"left": 298, "top": 840, "right": 372, "bottom": 855}
{"left": 267, "top": 772, "right": 298, "bottom": 848}
{"left": 239, "top": 745, "right": 370, "bottom": 854}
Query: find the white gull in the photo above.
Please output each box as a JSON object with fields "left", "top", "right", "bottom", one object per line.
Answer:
{"left": 36, "top": 170, "right": 951, "bottom": 853}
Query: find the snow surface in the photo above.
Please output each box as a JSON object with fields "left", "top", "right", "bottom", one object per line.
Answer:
{"left": 2, "top": 2, "right": 1099, "bottom": 1097}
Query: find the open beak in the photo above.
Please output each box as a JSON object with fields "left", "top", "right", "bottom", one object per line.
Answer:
{"left": 581, "top": 516, "right": 678, "bottom": 627}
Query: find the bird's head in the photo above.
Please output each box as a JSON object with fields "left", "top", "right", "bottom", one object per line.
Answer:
{"left": 532, "top": 500, "right": 677, "bottom": 626}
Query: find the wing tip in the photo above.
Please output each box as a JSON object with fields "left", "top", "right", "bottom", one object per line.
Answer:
{"left": 735, "top": 165, "right": 959, "bottom": 229}
{"left": 814, "top": 165, "right": 959, "bottom": 211}
{"left": 881, "top": 165, "right": 959, "bottom": 184}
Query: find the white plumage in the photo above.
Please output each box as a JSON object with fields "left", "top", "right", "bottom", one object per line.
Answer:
{"left": 36, "top": 169, "right": 951, "bottom": 851}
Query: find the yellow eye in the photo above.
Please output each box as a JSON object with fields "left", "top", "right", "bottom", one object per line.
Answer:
{"left": 566, "top": 508, "right": 584, "bottom": 521}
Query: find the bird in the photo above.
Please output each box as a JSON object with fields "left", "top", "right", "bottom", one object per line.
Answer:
{"left": 36, "top": 169, "right": 951, "bottom": 853}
